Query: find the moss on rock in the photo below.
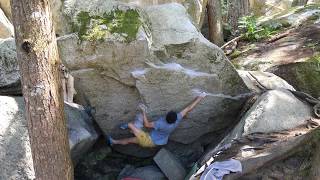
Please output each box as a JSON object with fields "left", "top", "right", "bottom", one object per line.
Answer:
{"left": 72, "top": 9, "right": 142, "bottom": 42}
{"left": 268, "top": 62, "right": 320, "bottom": 98}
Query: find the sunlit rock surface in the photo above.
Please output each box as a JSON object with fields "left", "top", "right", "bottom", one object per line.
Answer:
{"left": 0, "top": 8, "right": 13, "bottom": 38}
{"left": 214, "top": 89, "right": 313, "bottom": 151}
{"left": 49, "top": 0, "right": 207, "bottom": 35}
{"left": 237, "top": 70, "right": 295, "bottom": 92}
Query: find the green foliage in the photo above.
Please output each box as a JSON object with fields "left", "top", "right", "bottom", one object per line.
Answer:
{"left": 73, "top": 9, "right": 142, "bottom": 42}
{"left": 231, "top": 60, "right": 241, "bottom": 69}
{"left": 238, "top": 15, "right": 278, "bottom": 41}
{"left": 229, "top": 50, "right": 242, "bottom": 59}
{"left": 220, "top": 0, "right": 229, "bottom": 17}
{"left": 308, "top": 53, "right": 320, "bottom": 64}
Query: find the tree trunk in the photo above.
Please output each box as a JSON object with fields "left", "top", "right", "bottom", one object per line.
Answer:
{"left": 207, "top": 0, "right": 225, "bottom": 46}
{"left": 10, "top": 0, "right": 73, "bottom": 179}
{"left": 292, "top": 0, "right": 309, "bottom": 6}
{"left": 227, "top": 0, "right": 250, "bottom": 35}
{"left": 310, "top": 129, "right": 320, "bottom": 180}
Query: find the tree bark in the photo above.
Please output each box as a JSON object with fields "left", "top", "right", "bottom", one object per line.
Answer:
{"left": 310, "top": 129, "right": 320, "bottom": 180}
{"left": 227, "top": 0, "right": 250, "bottom": 35}
{"left": 10, "top": 0, "right": 73, "bottom": 179}
{"left": 292, "top": 0, "right": 309, "bottom": 6}
{"left": 207, "top": 0, "right": 224, "bottom": 46}
{"left": 207, "top": 0, "right": 225, "bottom": 46}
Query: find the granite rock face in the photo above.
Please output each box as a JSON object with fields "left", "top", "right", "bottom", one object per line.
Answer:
{"left": 57, "top": 3, "right": 250, "bottom": 150}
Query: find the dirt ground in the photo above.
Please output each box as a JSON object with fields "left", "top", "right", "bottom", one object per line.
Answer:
{"left": 231, "top": 22, "right": 320, "bottom": 71}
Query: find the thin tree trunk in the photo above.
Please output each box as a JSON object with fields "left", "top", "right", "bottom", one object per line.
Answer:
{"left": 10, "top": 0, "right": 73, "bottom": 179}
{"left": 292, "top": 0, "right": 309, "bottom": 6}
{"left": 227, "top": 0, "right": 250, "bottom": 35}
{"left": 207, "top": 0, "right": 225, "bottom": 46}
{"left": 310, "top": 129, "right": 320, "bottom": 180}
{"left": 311, "top": 142, "right": 320, "bottom": 179}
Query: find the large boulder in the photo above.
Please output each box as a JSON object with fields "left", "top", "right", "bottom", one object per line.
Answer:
{"left": 0, "top": 38, "right": 20, "bottom": 95}
{"left": 0, "top": 96, "right": 98, "bottom": 180}
{"left": 57, "top": 3, "right": 250, "bottom": 149}
{"left": 215, "top": 89, "right": 313, "bottom": 150}
{"left": 267, "top": 62, "right": 320, "bottom": 98}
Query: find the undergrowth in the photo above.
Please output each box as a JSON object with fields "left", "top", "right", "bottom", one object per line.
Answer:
{"left": 238, "top": 15, "right": 278, "bottom": 41}
{"left": 308, "top": 53, "right": 320, "bottom": 64}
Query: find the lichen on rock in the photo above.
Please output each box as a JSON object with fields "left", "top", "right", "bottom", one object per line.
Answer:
{"left": 72, "top": 9, "right": 142, "bottom": 42}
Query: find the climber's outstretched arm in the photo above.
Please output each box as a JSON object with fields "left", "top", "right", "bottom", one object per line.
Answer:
{"left": 180, "top": 93, "right": 207, "bottom": 118}
{"left": 142, "top": 109, "right": 154, "bottom": 128}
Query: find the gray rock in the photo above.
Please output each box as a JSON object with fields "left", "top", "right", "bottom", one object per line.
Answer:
{"left": 65, "top": 102, "right": 99, "bottom": 163}
{"left": 0, "top": 8, "right": 13, "bottom": 38}
{"left": 154, "top": 148, "right": 186, "bottom": 180}
{"left": 51, "top": 0, "right": 70, "bottom": 36}
{"left": 260, "top": 5, "right": 320, "bottom": 29}
{"left": 237, "top": 70, "right": 295, "bottom": 93}
{"left": 118, "top": 165, "right": 166, "bottom": 180}
{"left": 239, "top": 89, "right": 312, "bottom": 134}
{"left": 0, "top": 96, "right": 98, "bottom": 180}
{"left": 0, "top": 38, "right": 20, "bottom": 95}
{"left": 0, "top": 96, "right": 35, "bottom": 180}
{"left": 215, "top": 89, "right": 313, "bottom": 151}
{"left": 57, "top": 3, "right": 250, "bottom": 152}
{"left": 52, "top": 0, "right": 207, "bottom": 36}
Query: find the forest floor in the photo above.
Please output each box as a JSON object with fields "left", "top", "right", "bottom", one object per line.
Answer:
{"left": 229, "top": 21, "right": 320, "bottom": 71}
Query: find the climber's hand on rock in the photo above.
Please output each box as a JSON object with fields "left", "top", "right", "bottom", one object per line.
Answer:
{"left": 138, "top": 103, "right": 148, "bottom": 113}
{"left": 199, "top": 92, "right": 207, "bottom": 98}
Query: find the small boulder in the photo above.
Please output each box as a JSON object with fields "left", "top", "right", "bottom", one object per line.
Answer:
{"left": 238, "top": 70, "right": 295, "bottom": 92}
{"left": 0, "top": 38, "right": 20, "bottom": 95}
{"left": 154, "top": 148, "right": 187, "bottom": 180}
{"left": 215, "top": 89, "right": 313, "bottom": 150}
{"left": 0, "top": 96, "right": 99, "bottom": 180}
{"left": 118, "top": 165, "right": 166, "bottom": 180}
{"left": 65, "top": 102, "right": 100, "bottom": 163}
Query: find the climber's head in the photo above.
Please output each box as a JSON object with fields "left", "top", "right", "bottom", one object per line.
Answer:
{"left": 166, "top": 111, "right": 177, "bottom": 124}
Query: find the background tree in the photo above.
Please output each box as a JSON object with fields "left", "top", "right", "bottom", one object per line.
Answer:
{"left": 292, "top": 0, "right": 309, "bottom": 6}
{"left": 207, "top": 0, "right": 225, "bottom": 46}
{"left": 226, "top": 0, "right": 250, "bottom": 35}
{"left": 10, "top": 0, "right": 73, "bottom": 179}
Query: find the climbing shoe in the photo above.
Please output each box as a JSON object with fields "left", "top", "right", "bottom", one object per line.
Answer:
{"left": 107, "top": 136, "right": 114, "bottom": 146}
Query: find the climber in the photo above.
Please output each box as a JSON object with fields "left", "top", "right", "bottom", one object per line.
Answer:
{"left": 107, "top": 93, "right": 207, "bottom": 148}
